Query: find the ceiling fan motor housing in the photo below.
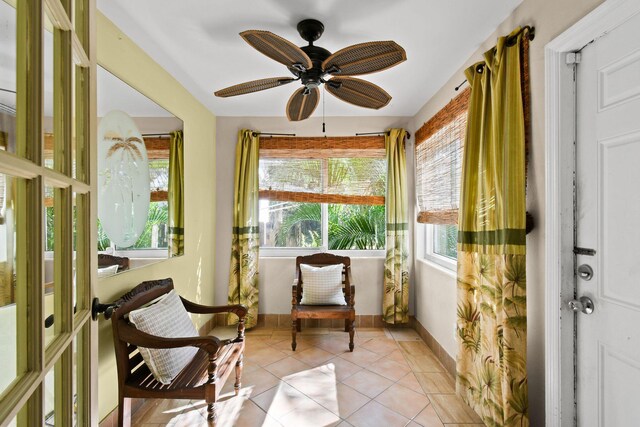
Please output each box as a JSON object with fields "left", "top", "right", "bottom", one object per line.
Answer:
{"left": 300, "top": 44, "right": 331, "bottom": 90}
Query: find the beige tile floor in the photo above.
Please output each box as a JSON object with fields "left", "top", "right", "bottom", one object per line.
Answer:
{"left": 131, "top": 327, "right": 484, "bottom": 427}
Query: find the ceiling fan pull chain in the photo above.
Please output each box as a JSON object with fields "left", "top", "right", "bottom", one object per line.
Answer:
{"left": 322, "top": 86, "right": 326, "bottom": 135}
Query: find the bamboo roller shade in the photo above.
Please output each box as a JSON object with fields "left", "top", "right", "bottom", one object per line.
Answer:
{"left": 259, "top": 135, "right": 387, "bottom": 205}
{"left": 414, "top": 33, "right": 531, "bottom": 225}
{"left": 415, "top": 89, "right": 470, "bottom": 224}
{"left": 44, "top": 134, "right": 171, "bottom": 159}
{"left": 259, "top": 135, "right": 385, "bottom": 158}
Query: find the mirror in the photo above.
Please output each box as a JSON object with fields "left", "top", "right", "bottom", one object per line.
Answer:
{"left": 96, "top": 65, "right": 184, "bottom": 277}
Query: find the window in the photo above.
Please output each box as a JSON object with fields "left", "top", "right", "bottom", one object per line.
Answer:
{"left": 415, "top": 88, "right": 470, "bottom": 267}
{"left": 422, "top": 223, "right": 458, "bottom": 269}
{"left": 259, "top": 136, "right": 386, "bottom": 253}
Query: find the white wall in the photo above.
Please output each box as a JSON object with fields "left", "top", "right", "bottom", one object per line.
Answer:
{"left": 215, "top": 116, "right": 411, "bottom": 315}
{"left": 408, "top": 0, "right": 604, "bottom": 425}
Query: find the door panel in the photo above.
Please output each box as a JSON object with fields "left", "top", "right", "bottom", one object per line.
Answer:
{"left": 599, "top": 133, "right": 640, "bottom": 308}
{"left": 576, "top": 11, "right": 640, "bottom": 426}
{"left": 0, "top": 0, "right": 95, "bottom": 425}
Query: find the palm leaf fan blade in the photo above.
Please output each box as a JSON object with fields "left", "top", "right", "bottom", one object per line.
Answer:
{"left": 326, "top": 77, "right": 391, "bottom": 109}
{"left": 286, "top": 87, "right": 319, "bottom": 121}
{"left": 240, "top": 30, "right": 312, "bottom": 69}
{"left": 322, "top": 41, "right": 406, "bottom": 76}
{"left": 214, "top": 77, "right": 295, "bottom": 97}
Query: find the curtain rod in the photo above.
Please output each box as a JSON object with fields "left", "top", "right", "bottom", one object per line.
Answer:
{"left": 253, "top": 132, "right": 296, "bottom": 137}
{"left": 141, "top": 133, "right": 175, "bottom": 138}
{"left": 455, "top": 25, "right": 535, "bottom": 92}
{"left": 355, "top": 131, "right": 411, "bottom": 140}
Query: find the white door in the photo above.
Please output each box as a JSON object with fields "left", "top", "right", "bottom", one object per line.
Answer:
{"left": 576, "top": 11, "right": 640, "bottom": 426}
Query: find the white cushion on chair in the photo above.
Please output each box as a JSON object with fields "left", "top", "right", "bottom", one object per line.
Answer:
{"left": 128, "top": 290, "right": 199, "bottom": 384}
{"left": 300, "top": 263, "right": 346, "bottom": 305}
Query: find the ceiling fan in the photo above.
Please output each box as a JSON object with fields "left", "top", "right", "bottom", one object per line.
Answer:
{"left": 214, "top": 19, "right": 406, "bottom": 121}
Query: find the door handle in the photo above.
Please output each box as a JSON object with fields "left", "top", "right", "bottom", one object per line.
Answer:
{"left": 568, "top": 296, "right": 594, "bottom": 314}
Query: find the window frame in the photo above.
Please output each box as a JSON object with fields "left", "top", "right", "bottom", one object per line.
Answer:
{"left": 258, "top": 136, "right": 387, "bottom": 257}
{"left": 423, "top": 224, "right": 457, "bottom": 270}
{"left": 259, "top": 202, "right": 386, "bottom": 258}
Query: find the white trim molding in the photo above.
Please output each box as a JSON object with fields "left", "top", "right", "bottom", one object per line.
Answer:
{"left": 545, "top": 1, "right": 640, "bottom": 425}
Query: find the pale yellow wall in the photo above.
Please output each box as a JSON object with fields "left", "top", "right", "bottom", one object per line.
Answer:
{"left": 95, "top": 13, "right": 217, "bottom": 421}
{"left": 408, "top": 0, "right": 604, "bottom": 425}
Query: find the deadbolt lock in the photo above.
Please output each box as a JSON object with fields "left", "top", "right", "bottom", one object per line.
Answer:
{"left": 577, "top": 264, "right": 593, "bottom": 281}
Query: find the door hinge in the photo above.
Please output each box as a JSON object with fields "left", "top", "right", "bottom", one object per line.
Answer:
{"left": 566, "top": 52, "right": 582, "bottom": 65}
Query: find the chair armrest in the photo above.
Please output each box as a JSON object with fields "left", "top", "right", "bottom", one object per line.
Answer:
{"left": 181, "top": 298, "right": 248, "bottom": 319}
{"left": 119, "top": 323, "right": 222, "bottom": 355}
{"left": 180, "top": 299, "right": 248, "bottom": 341}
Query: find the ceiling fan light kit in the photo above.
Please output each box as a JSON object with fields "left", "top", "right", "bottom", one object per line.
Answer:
{"left": 214, "top": 19, "right": 406, "bottom": 121}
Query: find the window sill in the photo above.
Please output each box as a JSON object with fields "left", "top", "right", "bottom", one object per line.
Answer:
{"left": 260, "top": 248, "right": 385, "bottom": 258}
{"left": 99, "top": 249, "right": 168, "bottom": 259}
{"left": 417, "top": 257, "right": 457, "bottom": 279}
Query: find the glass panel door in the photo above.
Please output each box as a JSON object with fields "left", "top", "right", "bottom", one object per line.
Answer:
{"left": 0, "top": 0, "right": 95, "bottom": 425}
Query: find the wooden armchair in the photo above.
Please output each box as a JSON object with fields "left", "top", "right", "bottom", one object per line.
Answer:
{"left": 98, "top": 253, "right": 130, "bottom": 272}
{"left": 291, "top": 253, "right": 355, "bottom": 352}
{"left": 109, "top": 278, "right": 246, "bottom": 426}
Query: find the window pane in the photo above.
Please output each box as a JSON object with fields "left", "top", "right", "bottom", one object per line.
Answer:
{"left": 97, "top": 202, "right": 169, "bottom": 251}
{"left": 328, "top": 204, "right": 385, "bottom": 250}
{"left": 259, "top": 200, "right": 320, "bottom": 248}
{"left": 0, "top": 173, "right": 17, "bottom": 396}
{"left": 72, "top": 335, "right": 80, "bottom": 426}
{"left": 0, "top": 2, "right": 16, "bottom": 154}
{"left": 433, "top": 224, "right": 457, "bottom": 260}
{"left": 44, "top": 185, "right": 56, "bottom": 347}
{"left": 131, "top": 201, "right": 168, "bottom": 249}
{"left": 44, "top": 16, "right": 54, "bottom": 169}
{"left": 44, "top": 369, "right": 54, "bottom": 426}
{"left": 150, "top": 159, "right": 169, "bottom": 193}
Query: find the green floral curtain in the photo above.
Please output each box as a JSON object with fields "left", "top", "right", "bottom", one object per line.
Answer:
{"left": 227, "top": 129, "right": 260, "bottom": 328}
{"left": 168, "top": 130, "right": 184, "bottom": 257}
{"left": 456, "top": 29, "right": 528, "bottom": 426}
{"left": 383, "top": 128, "right": 409, "bottom": 324}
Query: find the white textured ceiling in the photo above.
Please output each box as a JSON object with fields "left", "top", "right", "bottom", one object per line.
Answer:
{"left": 99, "top": 0, "right": 522, "bottom": 118}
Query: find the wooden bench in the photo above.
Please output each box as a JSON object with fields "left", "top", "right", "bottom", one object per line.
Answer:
{"left": 109, "top": 278, "right": 246, "bottom": 426}
{"left": 291, "top": 253, "right": 355, "bottom": 352}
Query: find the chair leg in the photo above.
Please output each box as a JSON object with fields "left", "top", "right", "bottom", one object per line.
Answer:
{"left": 118, "top": 395, "right": 131, "bottom": 427}
{"left": 296, "top": 318, "right": 302, "bottom": 332}
{"left": 291, "top": 319, "right": 297, "bottom": 351}
{"left": 234, "top": 353, "right": 243, "bottom": 395}
{"left": 344, "top": 318, "right": 349, "bottom": 332}
{"left": 348, "top": 319, "right": 355, "bottom": 352}
{"left": 207, "top": 401, "right": 217, "bottom": 425}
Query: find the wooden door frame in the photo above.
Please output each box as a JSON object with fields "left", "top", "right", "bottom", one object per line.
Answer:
{"left": 544, "top": 0, "right": 640, "bottom": 425}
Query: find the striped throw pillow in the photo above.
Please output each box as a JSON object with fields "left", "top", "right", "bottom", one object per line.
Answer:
{"left": 128, "top": 290, "right": 199, "bottom": 384}
{"left": 300, "top": 263, "right": 346, "bottom": 305}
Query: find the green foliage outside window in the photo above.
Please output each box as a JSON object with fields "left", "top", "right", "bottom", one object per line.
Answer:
{"left": 271, "top": 202, "right": 385, "bottom": 250}
{"left": 95, "top": 202, "right": 169, "bottom": 251}
{"left": 433, "top": 224, "right": 457, "bottom": 259}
